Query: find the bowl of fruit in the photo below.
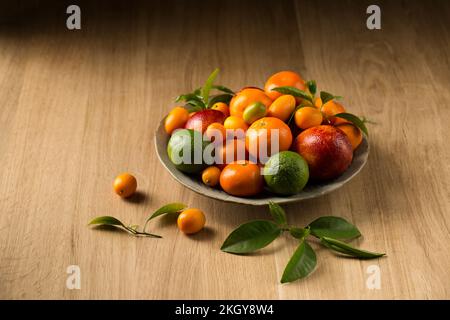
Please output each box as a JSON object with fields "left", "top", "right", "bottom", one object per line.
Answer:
{"left": 155, "top": 69, "right": 369, "bottom": 205}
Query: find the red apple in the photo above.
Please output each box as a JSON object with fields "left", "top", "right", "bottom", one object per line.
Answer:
{"left": 293, "top": 125, "right": 353, "bottom": 181}
{"left": 184, "top": 109, "right": 226, "bottom": 133}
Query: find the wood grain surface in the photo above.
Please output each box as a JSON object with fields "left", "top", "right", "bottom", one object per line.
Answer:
{"left": 0, "top": 0, "right": 449, "bottom": 299}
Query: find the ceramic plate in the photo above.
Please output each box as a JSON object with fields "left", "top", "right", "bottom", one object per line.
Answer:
{"left": 154, "top": 120, "right": 369, "bottom": 206}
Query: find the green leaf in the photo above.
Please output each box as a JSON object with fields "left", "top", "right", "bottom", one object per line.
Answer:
{"left": 184, "top": 104, "right": 203, "bottom": 113}
{"left": 289, "top": 227, "right": 310, "bottom": 239}
{"left": 320, "top": 236, "right": 385, "bottom": 259}
{"left": 201, "top": 68, "right": 220, "bottom": 105}
{"left": 281, "top": 240, "right": 316, "bottom": 283}
{"left": 308, "top": 216, "right": 361, "bottom": 240}
{"left": 272, "top": 86, "right": 313, "bottom": 103}
{"left": 207, "top": 94, "right": 233, "bottom": 108}
{"left": 175, "top": 93, "right": 203, "bottom": 104}
{"left": 89, "top": 216, "right": 125, "bottom": 227}
{"left": 306, "top": 80, "right": 317, "bottom": 95}
{"left": 335, "top": 112, "right": 369, "bottom": 136}
{"left": 320, "top": 91, "right": 336, "bottom": 105}
{"left": 211, "top": 85, "right": 234, "bottom": 95}
{"left": 147, "top": 203, "right": 186, "bottom": 221}
{"left": 221, "top": 220, "right": 282, "bottom": 254}
{"left": 186, "top": 99, "right": 205, "bottom": 108}
{"left": 88, "top": 216, "right": 162, "bottom": 238}
{"left": 143, "top": 203, "right": 186, "bottom": 233}
{"left": 268, "top": 201, "right": 287, "bottom": 226}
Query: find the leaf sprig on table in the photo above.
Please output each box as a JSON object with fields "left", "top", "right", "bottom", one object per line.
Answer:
{"left": 88, "top": 203, "right": 186, "bottom": 238}
{"left": 221, "top": 202, "right": 385, "bottom": 283}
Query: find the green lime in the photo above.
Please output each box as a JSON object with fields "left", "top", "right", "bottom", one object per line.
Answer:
{"left": 167, "top": 129, "right": 209, "bottom": 174}
{"left": 263, "top": 151, "right": 309, "bottom": 195}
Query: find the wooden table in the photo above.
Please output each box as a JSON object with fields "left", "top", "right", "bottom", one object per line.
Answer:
{"left": 1, "top": 0, "right": 449, "bottom": 299}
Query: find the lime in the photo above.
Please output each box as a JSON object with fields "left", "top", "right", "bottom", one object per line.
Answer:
{"left": 263, "top": 151, "right": 309, "bottom": 195}
{"left": 167, "top": 129, "right": 209, "bottom": 174}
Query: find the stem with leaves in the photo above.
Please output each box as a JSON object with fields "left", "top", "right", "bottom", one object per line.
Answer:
{"left": 221, "top": 202, "right": 385, "bottom": 283}
{"left": 88, "top": 203, "right": 187, "bottom": 238}
{"left": 175, "top": 69, "right": 235, "bottom": 111}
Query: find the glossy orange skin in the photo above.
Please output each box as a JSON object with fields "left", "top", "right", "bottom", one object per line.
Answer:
{"left": 335, "top": 123, "right": 362, "bottom": 150}
{"left": 215, "top": 139, "right": 247, "bottom": 169}
{"left": 229, "top": 88, "right": 272, "bottom": 118}
{"left": 267, "top": 94, "right": 296, "bottom": 122}
{"left": 223, "top": 116, "right": 249, "bottom": 132}
{"left": 202, "top": 166, "right": 221, "bottom": 187}
{"left": 177, "top": 208, "right": 206, "bottom": 234}
{"left": 219, "top": 161, "right": 264, "bottom": 197}
{"left": 264, "top": 71, "right": 306, "bottom": 101}
{"left": 245, "top": 117, "right": 293, "bottom": 160}
{"left": 293, "top": 125, "right": 353, "bottom": 181}
{"left": 113, "top": 173, "right": 137, "bottom": 198}
{"left": 320, "top": 100, "right": 347, "bottom": 125}
{"left": 205, "top": 123, "right": 226, "bottom": 142}
{"left": 294, "top": 107, "right": 323, "bottom": 129}
{"left": 164, "top": 107, "right": 189, "bottom": 135}
{"left": 211, "top": 102, "right": 230, "bottom": 117}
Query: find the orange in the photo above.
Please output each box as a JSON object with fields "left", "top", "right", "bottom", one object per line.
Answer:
{"left": 202, "top": 166, "right": 221, "bottom": 187}
{"left": 164, "top": 106, "right": 189, "bottom": 135}
{"left": 205, "top": 123, "right": 226, "bottom": 142}
{"left": 113, "top": 173, "right": 137, "bottom": 198}
{"left": 211, "top": 102, "right": 230, "bottom": 117}
{"left": 335, "top": 123, "right": 363, "bottom": 150}
{"left": 294, "top": 107, "right": 323, "bottom": 129}
{"left": 245, "top": 117, "right": 293, "bottom": 160}
{"left": 264, "top": 71, "right": 306, "bottom": 101}
{"left": 314, "top": 97, "right": 322, "bottom": 108}
{"left": 267, "top": 95, "right": 296, "bottom": 122}
{"left": 321, "top": 100, "right": 347, "bottom": 125}
{"left": 177, "top": 208, "right": 206, "bottom": 234}
{"left": 223, "top": 116, "right": 249, "bottom": 133}
{"left": 229, "top": 87, "right": 272, "bottom": 118}
{"left": 215, "top": 139, "right": 247, "bottom": 169}
{"left": 219, "top": 161, "right": 263, "bottom": 197}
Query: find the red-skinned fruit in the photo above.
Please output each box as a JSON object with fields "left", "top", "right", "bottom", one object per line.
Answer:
{"left": 293, "top": 125, "right": 353, "bottom": 181}
{"left": 184, "top": 109, "right": 226, "bottom": 133}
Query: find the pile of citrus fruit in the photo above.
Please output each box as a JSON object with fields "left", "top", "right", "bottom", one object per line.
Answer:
{"left": 163, "top": 69, "right": 368, "bottom": 197}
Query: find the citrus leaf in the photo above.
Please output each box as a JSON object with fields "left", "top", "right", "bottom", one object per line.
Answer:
{"left": 201, "top": 68, "right": 220, "bottom": 105}
{"left": 89, "top": 216, "right": 125, "bottom": 227}
{"left": 289, "top": 227, "right": 310, "bottom": 239}
{"left": 335, "top": 112, "right": 369, "bottom": 136}
{"left": 211, "top": 85, "right": 234, "bottom": 95}
{"left": 308, "top": 216, "right": 361, "bottom": 240}
{"left": 221, "top": 220, "right": 282, "bottom": 254}
{"left": 320, "top": 237, "right": 385, "bottom": 259}
{"left": 184, "top": 104, "right": 203, "bottom": 113}
{"left": 272, "top": 86, "right": 313, "bottom": 103}
{"left": 320, "top": 91, "right": 337, "bottom": 105}
{"left": 306, "top": 80, "right": 317, "bottom": 95}
{"left": 185, "top": 99, "right": 205, "bottom": 108}
{"left": 175, "top": 93, "right": 203, "bottom": 104}
{"left": 281, "top": 240, "right": 316, "bottom": 283}
{"left": 268, "top": 201, "right": 287, "bottom": 226}
{"left": 207, "top": 93, "right": 233, "bottom": 108}
{"left": 147, "top": 203, "right": 186, "bottom": 221}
